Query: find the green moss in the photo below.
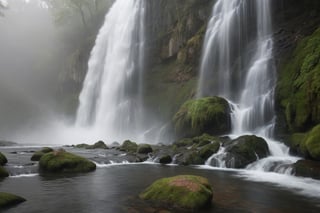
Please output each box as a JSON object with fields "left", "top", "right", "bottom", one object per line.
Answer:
{"left": 86, "top": 141, "right": 108, "bottom": 149}
{"left": 0, "top": 152, "right": 7, "bottom": 166}
{"left": 120, "top": 140, "right": 138, "bottom": 153}
{"left": 173, "top": 97, "right": 231, "bottom": 138}
{"left": 198, "top": 143, "right": 220, "bottom": 160}
{"left": 174, "top": 138, "right": 194, "bottom": 147}
{"left": 277, "top": 28, "right": 320, "bottom": 132}
{"left": 31, "top": 147, "right": 54, "bottom": 161}
{"left": 0, "top": 166, "right": 9, "bottom": 178}
{"left": 304, "top": 125, "right": 320, "bottom": 160}
{"left": 137, "top": 144, "right": 153, "bottom": 154}
{"left": 75, "top": 143, "right": 90, "bottom": 149}
{"left": 140, "top": 175, "right": 212, "bottom": 210}
{"left": 39, "top": 150, "right": 96, "bottom": 173}
{"left": 0, "top": 192, "right": 26, "bottom": 209}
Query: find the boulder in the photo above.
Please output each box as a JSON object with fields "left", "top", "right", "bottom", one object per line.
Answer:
{"left": 86, "top": 141, "right": 108, "bottom": 149}
{"left": 173, "top": 97, "right": 231, "bottom": 138}
{"left": 31, "top": 147, "right": 54, "bottom": 161}
{"left": 0, "top": 152, "right": 7, "bottom": 166}
{"left": 137, "top": 144, "right": 153, "bottom": 154}
{"left": 293, "top": 160, "right": 320, "bottom": 180}
{"left": 159, "top": 155, "right": 172, "bottom": 164}
{"left": 140, "top": 175, "right": 213, "bottom": 210}
{"left": 120, "top": 140, "right": 138, "bottom": 153}
{"left": 39, "top": 149, "right": 96, "bottom": 173}
{"left": 0, "top": 192, "right": 26, "bottom": 209}
{"left": 224, "top": 135, "right": 269, "bottom": 168}
{"left": 0, "top": 166, "right": 9, "bottom": 178}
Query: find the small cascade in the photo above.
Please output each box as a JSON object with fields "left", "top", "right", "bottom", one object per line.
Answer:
{"left": 199, "top": 0, "right": 299, "bottom": 173}
{"left": 75, "top": 0, "right": 147, "bottom": 142}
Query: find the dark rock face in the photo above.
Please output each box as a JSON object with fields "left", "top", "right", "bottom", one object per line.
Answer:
{"left": 293, "top": 160, "right": 320, "bottom": 180}
{"left": 140, "top": 175, "right": 213, "bottom": 210}
{"left": 223, "top": 135, "right": 270, "bottom": 168}
{"left": 173, "top": 97, "right": 231, "bottom": 138}
{"left": 137, "top": 144, "right": 153, "bottom": 154}
{"left": 159, "top": 155, "right": 172, "bottom": 164}
{"left": 0, "top": 166, "right": 9, "bottom": 178}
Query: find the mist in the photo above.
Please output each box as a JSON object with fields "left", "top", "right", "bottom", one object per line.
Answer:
{"left": 0, "top": 0, "right": 85, "bottom": 144}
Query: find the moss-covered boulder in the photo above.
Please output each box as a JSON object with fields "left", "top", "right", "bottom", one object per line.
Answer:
{"left": 0, "top": 152, "right": 7, "bottom": 166}
{"left": 293, "top": 160, "right": 320, "bottom": 180}
{"left": 0, "top": 166, "right": 9, "bottom": 178}
{"left": 225, "top": 135, "right": 269, "bottom": 168}
{"left": 173, "top": 97, "right": 231, "bottom": 138}
{"left": 140, "top": 175, "right": 213, "bottom": 210}
{"left": 31, "top": 147, "right": 54, "bottom": 161}
{"left": 174, "top": 138, "right": 194, "bottom": 147}
{"left": 75, "top": 143, "right": 90, "bottom": 149}
{"left": 276, "top": 28, "right": 320, "bottom": 132}
{"left": 120, "top": 140, "right": 138, "bottom": 153}
{"left": 159, "top": 155, "right": 172, "bottom": 164}
{"left": 86, "top": 141, "right": 108, "bottom": 149}
{"left": 198, "top": 143, "right": 220, "bottom": 160}
{"left": 39, "top": 149, "right": 96, "bottom": 173}
{"left": 0, "top": 192, "right": 26, "bottom": 209}
{"left": 137, "top": 144, "right": 153, "bottom": 154}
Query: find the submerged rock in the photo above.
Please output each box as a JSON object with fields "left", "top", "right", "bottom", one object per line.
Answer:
{"left": 31, "top": 147, "right": 54, "bottom": 161}
{"left": 140, "top": 175, "right": 213, "bottom": 210}
{"left": 224, "top": 135, "right": 269, "bottom": 168}
{"left": 0, "top": 152, "right": 8, "bottom": 166}
{"left": 0, "top": 166, "right": 9, "bottom": 178}
{"left": 39, "top": 149, "right": 96, "bottom": 173}
{"left": 0, "top": 192, "right": 26, "bottom": 209}
{"left": 173, "top": 97, "right": 231, "bottom": 138}
{"left": 293, "top": 160, "right": 320, "bottom": 180}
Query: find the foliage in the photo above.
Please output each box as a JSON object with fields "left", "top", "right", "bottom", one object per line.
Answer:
{"left": 277, "top": 28, "right": 320, "bottom": 132}
{"left": 140, "top": 175, "right": 212, "bottom": 210}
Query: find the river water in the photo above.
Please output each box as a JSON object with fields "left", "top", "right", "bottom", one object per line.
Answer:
{"left": 1, "top": 147, "right": 319, "bottom": 213}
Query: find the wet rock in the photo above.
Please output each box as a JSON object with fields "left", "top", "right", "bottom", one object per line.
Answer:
{"left": 86, "top": 141, "right": 108, "bottom": 149}
{"left": 0, "top": 152, "right": 8, "bottom": 166}
{"left": 173, "top": 97, "right": 231, "bottom": 138}
{"left": 0, "top": 166, "right": 9, "bottom": 178}
{"left": 140, "top": 175, "right": 213, "bottom": 210}
{"left": 159, "top": 155, "right": 172, "bottom": 164}
{"left": 120, "top": 140, "right": 138, "bottom": 153}
{"left": 224, "top": 135, "right": 269, "bottom": 168}
{"left": 31, "top": 147, "right": 54, "bottom": 161}
{"left": 137, "top": 144, "right": 153, "bottom": 154}
{"left": 0, "top": 192, "right": 26, "bottom": 209}
{"left": 293, "top": 160, "right": 320, "bottom": 180}
{"left": 39, "top": 149, "right": 96, "bottom": 173}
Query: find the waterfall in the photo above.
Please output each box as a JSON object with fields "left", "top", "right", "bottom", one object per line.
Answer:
{"left": 199, "top": 0, "right": 300, "bottom": 172}
{"left": 76, "top": 0, "right": 146, "bottom": 142}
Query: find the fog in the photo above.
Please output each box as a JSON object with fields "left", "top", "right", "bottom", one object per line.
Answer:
{"left": 0, "top": 0, "right": 86, "bottom": 144}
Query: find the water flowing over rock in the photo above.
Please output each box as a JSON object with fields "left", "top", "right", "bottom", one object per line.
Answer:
{"left": 76, "top": 0, "right": 147, "bottom": 142}
{"left": 198, "top": 0, "right": 298, "bottom": 173}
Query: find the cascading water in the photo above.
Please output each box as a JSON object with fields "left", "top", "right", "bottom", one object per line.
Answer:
{"left": 199, "top": 0, "right": 300, "bottom": 172}
{"left": 76, "top": 0, "right": 146, "bottom": 142}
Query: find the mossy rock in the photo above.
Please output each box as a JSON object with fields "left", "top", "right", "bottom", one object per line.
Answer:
{"left": 137, "top": 144, "right": 153, "bottom": 154}
{"left": 140, "top": 175, "right": 213, "bottom": 210}
{"left": 303, "top": 125, "right": 320, "bottom": 160}
{"left": 120, "top": 140, "right": 138, "bottom": 153}
{"left": 198, "top": 143, "right": 220, "bottom": 160}
{"left": 75, "top": 143, "right": 90, "bottom": 149}
{"left": 293, "top": 160, "right": 320, "bottom": 180}
{"left": 194, "top": 133, "right": 219, "bottom": 147}
{"left": 86, "top": 141, "right": 108, "bottom": 149}
{"left": 225, "top": 135, "right": 269, "bottom": 168}
{"left": 159, "top": 155, "right": 172, "bottom": 164}
{"left": 0, "top": 192, "right": 26, "bottom": 209}
{"left": 31, "top": 147, "right": 54, "bottom": 161}
{"left": 276, "top": 28, "right": 320, "bottom": 132}
{"left": 0, "top": 152, "right": 7, "bottom": 166}
{"left": 0, "top": 166, "right": 9, "bottom": 178}
{"left": 174, "top": 138, "right": 194, "bottom": 147}
{"left": 173, "top": 97, "right": 231, "bottom": 138}
{"left": 39, "top": 149, "right": 96, "bottom": 173}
